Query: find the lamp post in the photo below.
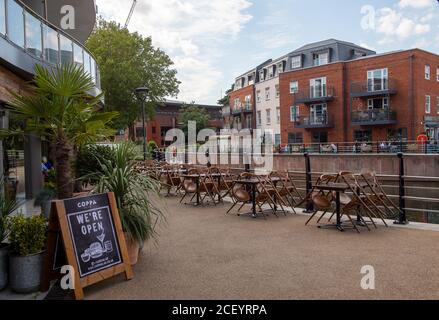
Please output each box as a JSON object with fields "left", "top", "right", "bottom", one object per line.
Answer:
{"left": 135, "top": 87, "right": 149, "bottom": 161}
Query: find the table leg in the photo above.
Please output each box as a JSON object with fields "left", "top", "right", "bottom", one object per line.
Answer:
{"left": 196, "top": 178, "right": 200, "bottom": 206}
{"left": 335, "top": 191, "right": 343, "bottom": 231}
{"left": 217, "top": 176, "right": 222, "bottom": 202}
{"left": 273, "top": 181, "right": 278, "bottom": 212}
{"left": 252, "top": 184, "right": 257, "bottom": 218}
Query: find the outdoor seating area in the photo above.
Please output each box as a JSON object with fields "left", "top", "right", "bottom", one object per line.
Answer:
{"left": 136, "top": 161, "right": 401, "bottom": 233}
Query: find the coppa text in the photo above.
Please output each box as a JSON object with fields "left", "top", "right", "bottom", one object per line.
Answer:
{"left": 75, "top": 210, "right": 104, "bottom": 235}
{"left": 77, "top": 200, "right": 98, "bottom": 208}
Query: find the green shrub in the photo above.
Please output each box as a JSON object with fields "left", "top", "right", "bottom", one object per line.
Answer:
{"left": 8, "top": 215, "right": 47, "bottom": 256}
{"left": 76, "top": 144, "right": 116, "bottom": 185}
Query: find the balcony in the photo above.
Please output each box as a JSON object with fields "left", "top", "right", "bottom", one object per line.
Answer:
{"left": 295, "top": 115, "right": 334, "bottom": 129}
{"left": 350, "top": 79, "right": 397, "bottom": 98}
{"left": 351, "top": 110, "right": 397, "bottom": 126}
{"left": 232, "top": 104, "right": 253, "bottom": 115}
{"left": 294, "top": 86, "right": 335, "bottom": 104}
{"left": 0, "top": 0, "right": 101, "bottom": 97}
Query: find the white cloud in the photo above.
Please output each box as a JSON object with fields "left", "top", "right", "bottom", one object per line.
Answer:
{"left": 96, "top": 0, "right": 253, "bottom": 104}
{"left": 359, "top": 42, "right": 375, "bottom": 51}
{"left": 376, "top": 7, "right": 430, "bottom": 40}
{"left": 398, "top": 0, "right": 435, "bottom": 9}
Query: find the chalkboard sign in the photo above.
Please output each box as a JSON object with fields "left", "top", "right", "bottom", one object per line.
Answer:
{"left": 41, "top": 193, "right": 133, "bottom": 300}
{"left": 64, "top": 193, "right": 122, "bottom": 278}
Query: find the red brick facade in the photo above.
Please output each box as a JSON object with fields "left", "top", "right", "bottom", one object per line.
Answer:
{"left": 279, "top": 49, "right": 439, "bottom": 144}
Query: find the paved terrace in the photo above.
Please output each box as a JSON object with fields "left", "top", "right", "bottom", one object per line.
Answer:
{"left": 82, "top": 196, "right": 439, "bottom": 300}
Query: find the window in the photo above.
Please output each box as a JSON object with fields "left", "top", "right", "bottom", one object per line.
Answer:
{"left": 275, "top": 134, "right": 281, "bottom": 146}
{"left": 256, "top": 90, "right": 261, "bottom": 103}
{"left": 437, "top": 97, "right": 439, "bottom": 114}
{"left": 43, "top": 24, "right": 59, "bottom": 64}
{"left": 266, "top": 109, "right": 271, "bottom": 125}
{"left": 268, "top": 66, "right": 274, "bottom": 78}
{"left": 25, "top": 11, "right": 42, "bottom": 58}
{"left": 7, "top": 0, "right": 24, "bottom": 47}
{"left": 259, "top": 70, "right": 265, "bottom": 81}
{"left": 248, "top": 74, "right": 254, "bottom": 85}
{"left": 90, "top": 57, "right": 96, "bottom": 83}
{"left": 367, "top": 68, "right": 388, "bottom": 92}
{"left": 290, "top": 105, "right": 299, "bottom": 122}
{"left": 387, "top": 128, "right": 407, "bottom": 141}
{"left": 60, "top": 34, "right": 73, "bottom": 65}
{"left": 83, "top": 50, "right": 91, "bottom": 75}
{"left": 310, "top": 104, "right": 328, "bottom": 124}
{"left": 152, "top": 127, "right": 156, "bottom": 134}
{"left": 290, "top": 81, "right": 298, "bottom": 94}
{"left": 234, "top": 98, "right": 240, "bottom": 109}
{"left": 425, "top": 65, "right": 431, "bottom": 80}
{"left": 311, "top": 132, "right": 328, "bottom": 144}
{"left": 276, "top": 107, "right": 280, "bottom": 124}
{"left": 291, "top": 56, "right": 301, "bottom": 69}
{"left": 367, "top": 98, "right": 389, "bottom": 110}
{"left": 265, "top": 87, "right": 270, "bottom": 101}
{"left": 275, "top": 85, "right": 280, "bottom": 98}
{"left": 354, "top": 130, "right": 372, "bottom": 142}
{"left": 425, "top": 95, "right": 431, "bottom": 113}
{"left": 73, "top": 42, "right": 83, "bottom": 66}
{"left": 313, "top": 52, "right": 328, "bottom": 66}
{"left": 437, "top": 68, "right": 439, "bottom": 82}
{"left": 235, "top": 79, "right": 241, "bottom": 89}
{"left": 278, "top": 62, "right": 284, "bottom": 73}
{"left": 0, "top": 0, "right": 5, "bottom": 35}
{"left": 310, "top": 77, "right": 327, "bottom": 98}
{"left": 288, "top": 132, "right": 303, "bottom": 144}
{"left": 256, "top": 111, "right": 262, "bottom": 127}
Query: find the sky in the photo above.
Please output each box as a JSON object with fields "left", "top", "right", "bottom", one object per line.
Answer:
{"left": 95, "top": 0, "right": 439, "bottom": 105}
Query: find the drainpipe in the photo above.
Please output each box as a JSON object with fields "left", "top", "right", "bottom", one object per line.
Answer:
{"left": 409, "top": 54, "right": 415, "bottom": 140}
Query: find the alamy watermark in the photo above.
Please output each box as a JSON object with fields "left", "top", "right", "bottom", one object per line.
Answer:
{"left": 163, "top": 122, "right": 274, "bottom": 172}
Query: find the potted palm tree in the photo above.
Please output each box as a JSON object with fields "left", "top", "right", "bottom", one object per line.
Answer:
{"left": 93, "top": 142, "right": 165, "bottom": 265}
{"left": 7, "top": 215, "right": 46, "bottom": 293}
{"left": 7, "top": 63, "right": 118, "bottom": 200}
{"left": 0, "top": 178, "right": 19, "bottom": 291}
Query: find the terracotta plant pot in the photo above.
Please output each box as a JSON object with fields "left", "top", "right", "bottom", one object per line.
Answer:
{"left": 124, "top": 233, "right": 140, "bottom": 266}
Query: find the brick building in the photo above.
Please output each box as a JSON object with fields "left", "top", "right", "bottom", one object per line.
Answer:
{"left": 134, "top": 100, "right": 223, "bottom": 147}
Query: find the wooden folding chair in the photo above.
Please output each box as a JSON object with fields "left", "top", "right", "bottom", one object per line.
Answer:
{"left": 227, "top": 172, "right": 252, "bottom": 215}
{"left": 305, "top": 174, "right": 338, "bottom": 225}
{"left": 180, "top": 168, "right": 198, "bottom": 204}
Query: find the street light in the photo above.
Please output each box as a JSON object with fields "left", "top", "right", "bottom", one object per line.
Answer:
{"left": 135, "top": 86, "right": 149, "bottom": 160}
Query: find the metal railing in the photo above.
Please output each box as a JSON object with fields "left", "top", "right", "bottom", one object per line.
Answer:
{"left": 351, "top": 110, "right": 397, "bottom": 125}
{"left": 350, "top": 79, "right": 398, "bottom": 97}
{"left": 294, "top": 86, "right": 334, "bottom": 103}
{"left": 295, "top": 115, "right": 333, "bottom": 128}
{"left": 279, "top": 140, "right": 439, "bottom": 155}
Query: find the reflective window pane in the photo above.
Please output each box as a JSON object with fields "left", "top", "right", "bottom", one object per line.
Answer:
{"left": 83, "top": 51, "right": 91, "bottom": 75}
{"left": 73, "top": 42, "right": 83, "bottom": 66}
{"left": 59, "top": 34, "right": 73, "bottom": 64}
{"left": 7, "top": 0, "right": 24, "bottom": 47}
{"left": 0, "top": 0, "right": 5, "bottom": 35}
{"left": 43, "top": 25, "right": 59, "bottom": 64}
{"left": 25, "top": 11, "right": 42, "bottom": 58}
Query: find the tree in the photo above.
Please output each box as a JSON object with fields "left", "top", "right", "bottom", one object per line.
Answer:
{"left": 86, "top": 20, "right": 180, "bottom": 137}
{"left": 8, "top": 63, "right": 118, "bottom": 199}
{"left": 179, "top": 103, "right": 211, "bottom": 138}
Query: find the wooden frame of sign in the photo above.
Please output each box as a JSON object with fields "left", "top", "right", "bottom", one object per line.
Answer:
{"left": 41, "top": 192, "right": 133, "bottom": 300}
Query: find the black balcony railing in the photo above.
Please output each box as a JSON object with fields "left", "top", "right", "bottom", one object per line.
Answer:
{"left": 351, "top": 110, "right": 397, "bottom": 125}
{"left": 295, "top": 115, "right": 333, "bottom": 129}
{"left": 232, "top": 105, "right": 252, "bottom": 115}
{"left": 294, "top": 86, "right": 335, "bottom": 104}
{"left": 350, "top": 79, "right": 397, "bottom": 98}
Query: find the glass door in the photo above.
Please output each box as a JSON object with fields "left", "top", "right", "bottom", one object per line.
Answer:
{"left": 310, "top": 104, "right": 327, "bottom": 124}
{"left": 310, "top": 77, "right": 327, "bottom": 98}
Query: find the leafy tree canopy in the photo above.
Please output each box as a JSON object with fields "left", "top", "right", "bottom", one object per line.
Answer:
{"left": 86, "top": 20, "right": 180, "bottom": 131}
